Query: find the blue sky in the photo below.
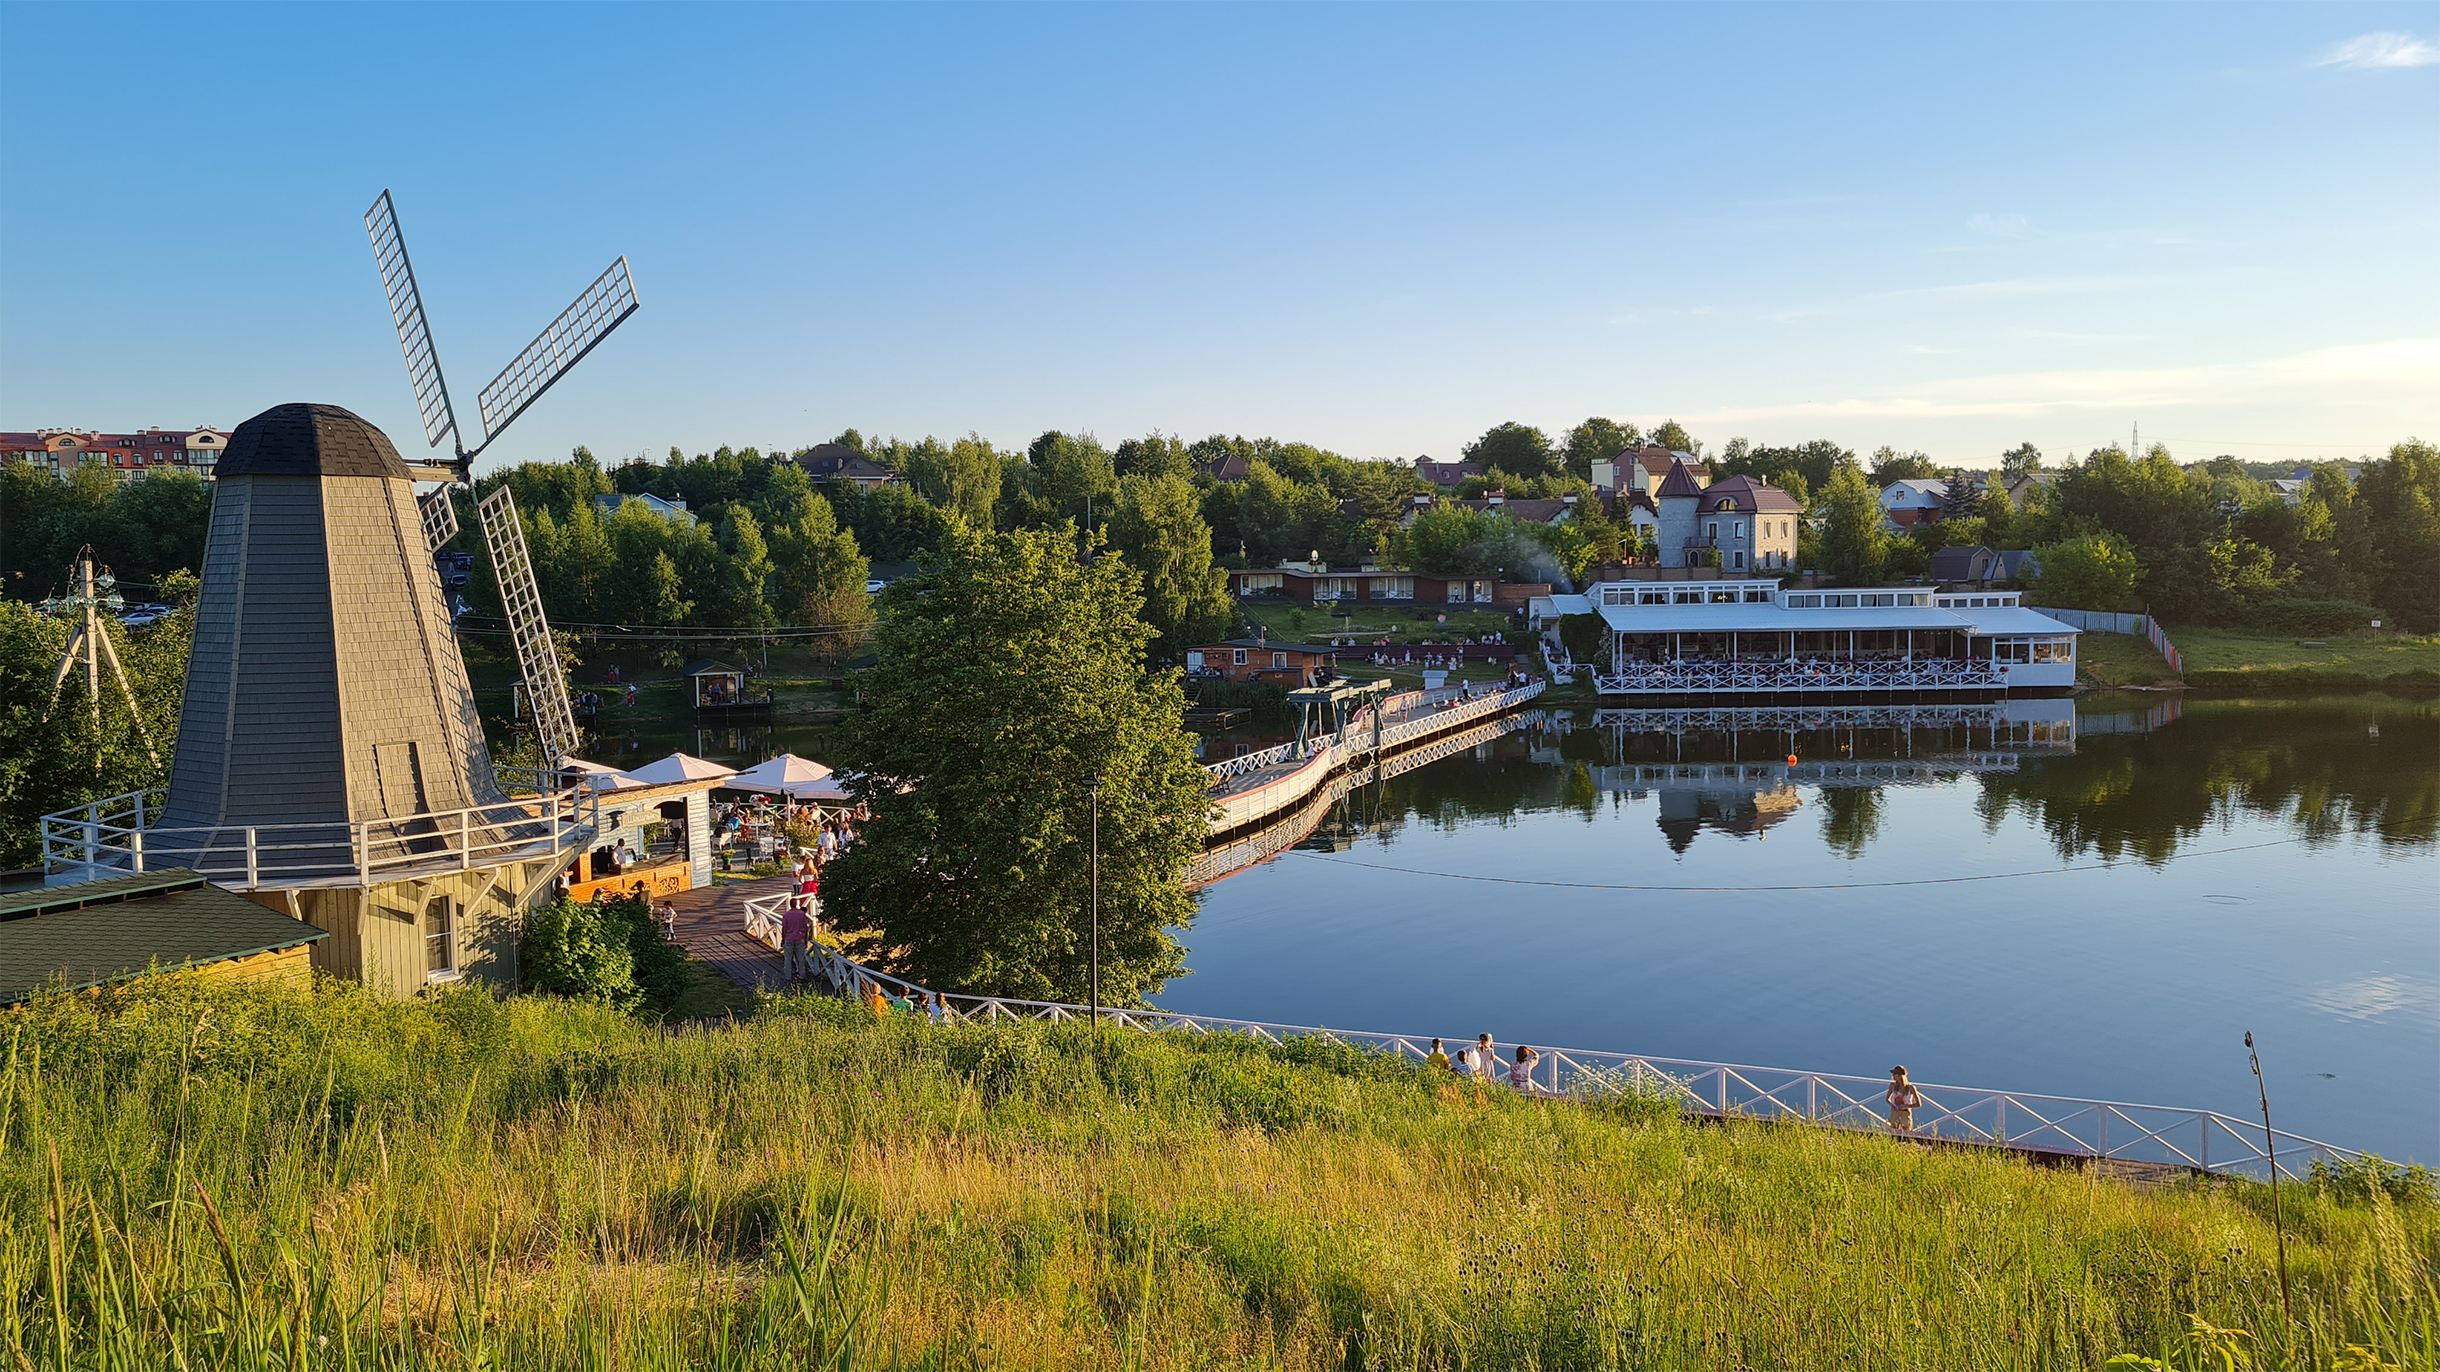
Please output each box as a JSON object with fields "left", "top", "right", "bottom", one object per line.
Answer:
{"left": 3, "top": 3, "right": 2434, "bottom": 475}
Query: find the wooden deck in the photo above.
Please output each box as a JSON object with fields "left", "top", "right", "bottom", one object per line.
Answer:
{"left": 664, "top": 875, "right": 793, "bottom": 993}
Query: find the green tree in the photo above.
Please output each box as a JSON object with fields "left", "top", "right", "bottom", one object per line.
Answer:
{"left": 907, "top": 433, "right": 1004, "bottom": 529}
{"left": 1462, "top": 422, "right": 1558, "bottom": 481}
{"left": 1815, "top": 463, "right": 1889, "bottom": 586}
{"left": 1999, "top": 443, "right": 2044, "bottom": 485}
{"left": 821, "top": 524, "right": 1209, "bottom": 1002}
{"left": 1868, "top": 447, "right": 1942, "bottom": 485}
{"left": 1646, "top": 420, "right": 1701, "bottom": 458}
{"left": 0, "top": 590, "right": 190, "bottom": 865}
{"left": 766, "top": 489, "right": 870, "bottom": 631}
{"left": 1561, "top": 417, "right": 1639, "bottom": 481}
{"left": 711, "top": 508, "right": 775, "bottom": 627}
{"left": 1113, "top": 431, "right": 1196, "bottom": 482}
{"left": 1020, "top": 431, "right": 1117, "bottom": 532}
{"left": 2027, "top": 533, "right": 2140, "bottom": 611}
{"left": 2358, "top": 439, "right": 2440, "bottom": 631}
{"left": 1108, "top": 473, "right": 1233, "bottom": 661}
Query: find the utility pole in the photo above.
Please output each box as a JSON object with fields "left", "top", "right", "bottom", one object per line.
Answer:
{"left": 41, "top": 549, "right": 163, "bottom": 772}
{"left": 1087, "top": 773, "right": 1103, "bottom": 1034}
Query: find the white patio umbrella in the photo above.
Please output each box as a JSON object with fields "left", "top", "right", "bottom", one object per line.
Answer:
{"left": 619, "top": 752, "right": 740, "bottom": 787}
{"left": 724, "top": 753, "right": 835, "bottom": 797}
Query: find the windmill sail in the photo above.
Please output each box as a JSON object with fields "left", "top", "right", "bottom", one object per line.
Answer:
{"left": 365, "top": 191, "right": 462, "bottom": 456}
{"left": 477, "top": 257, "right": 639, "bottom": 445}
{"left": 418, "top": 489, "right": 460, "bottom": 552}
{"left": 476, "top": 486, "right": 579, "bottom": 765}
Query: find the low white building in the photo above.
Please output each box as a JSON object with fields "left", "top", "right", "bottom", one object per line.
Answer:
{"left": 1585, "top": 575, "right": 2078, "bottom": 696}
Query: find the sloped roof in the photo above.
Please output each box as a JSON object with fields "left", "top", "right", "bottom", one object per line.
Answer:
{"left": 1654, "top": 460, "right": 1707, "bottom": 500}
{"left": 1, "top": 869, "right": 325, "bottom": 1005}
{"left": 1698, "top": 475, "right": 1805, "bottom": 515}
{"left": 680, "top": 659, "right": 743, "bottom": 677}
{"left": 1194, "top": 639, "right": 1337, "bottom": 655}
{"left": 217, "top": 403, "right": 408, "bottom": 480}
{"left": 1198, "top": 454, "right": 1254, "bottom": 482}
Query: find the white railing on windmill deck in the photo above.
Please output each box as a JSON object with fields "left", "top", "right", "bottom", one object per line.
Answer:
{"left": 755, "top": 941, "right": 2362, "bottom": 1182}
{"left": 39, "top": 774, "right": 599, "bottom": 890}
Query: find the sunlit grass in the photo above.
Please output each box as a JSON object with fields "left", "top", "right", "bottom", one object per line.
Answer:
{"left": 2, "top": 973, "right": 2431, "bottom": 1369}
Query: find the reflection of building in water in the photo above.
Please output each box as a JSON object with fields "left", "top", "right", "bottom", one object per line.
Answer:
{"left": 1574, "top": 699, "right": 2079, "bottom": 853}
{"left": 1655, "top": 780, "right": 1803, "bottom": 853}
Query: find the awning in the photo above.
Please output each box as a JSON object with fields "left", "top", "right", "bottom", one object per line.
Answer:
{"left": 619, "top": 752, "right": 740, "bottom": 787}
{"left": 725, "top": 753, "right": 837, "bottom": 797}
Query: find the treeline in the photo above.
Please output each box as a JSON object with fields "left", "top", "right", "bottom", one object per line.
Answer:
{"left": 0, "top": 462, "right": 210, "bottom": 604}
{"left": 1774, "top": 439, "right": 2440, "bottom": 632}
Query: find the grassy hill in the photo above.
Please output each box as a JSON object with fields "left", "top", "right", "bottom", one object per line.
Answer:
{"left": 2, "top": 974, "right": 2431, "bottom": 1369}
{"left": 2078, "top": 628, "right": 2440, "bottom": 692}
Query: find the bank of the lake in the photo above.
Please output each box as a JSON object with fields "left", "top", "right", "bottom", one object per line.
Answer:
{"left": 2078, "top": 627, "right": 2440, "bottom": 692}
{"left": 6, "top": 974, "right": 2432, "bottom": 1370}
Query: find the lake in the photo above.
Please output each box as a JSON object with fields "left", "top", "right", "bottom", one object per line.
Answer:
{"left": 1158, "top": 693, "right": 2439, "bottom": 1164}
{"left": 572, "top": 689, "right": 2437, "bottom": 1163}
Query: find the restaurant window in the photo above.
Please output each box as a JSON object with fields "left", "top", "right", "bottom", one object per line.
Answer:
{"left": 1232, "top": 648, "right": 1247, "bottom": 666}
{"left": 1639, "top": 590, "right": 1669, "bottom": 605}
{"left": 1272, "top": 652, "right": 1287, "bottom": 669}
{"left": 1787, "top": 594, "right": 1821, "bottom": 608}
{"left": 424, "top": 897, "right": 458, "bottom": 981}
{"left": 1710, "top": 589, "right": 1737, "bottom": 603}
{"left": 1447, "top": 583, "right": 1467, "bottom": 604}
{"left": 1674, "top": 590, "right": 1701, "bottom": 604}
{"left": 1744, "top": 589, "right": 1771, "bottom": 603}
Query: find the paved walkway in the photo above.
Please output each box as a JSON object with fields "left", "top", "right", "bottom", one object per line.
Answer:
{"left": 666, "top": 875, "right": 792, "bottom": 993}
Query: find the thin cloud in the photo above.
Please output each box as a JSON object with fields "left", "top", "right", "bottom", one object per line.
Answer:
{"left": 1966, "top": 213, "right": 2033, "bottom": 239}
{"left": 2315, "top": 32, "right": 2440, "bottom": 69}
{"left": 1678, "top": 339, "right": 2440, "bottom": 423}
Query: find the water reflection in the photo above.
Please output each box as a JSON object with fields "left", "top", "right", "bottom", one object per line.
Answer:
{"left": 1316, "top": 695, "right": 2437, "bottom": 867}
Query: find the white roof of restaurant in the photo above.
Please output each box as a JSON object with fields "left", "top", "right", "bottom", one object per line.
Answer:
{"left": 1941, "top": 604, "right": 2082, "bottom": 637}
{"left": 1594, "top": 600, "right": 2081, "bottom": 636}
{"left": 1532, "top": 594, "right": 1593, "bottom": 618}
{"left": 620, "top": 752, "right": 740, "bottom": 787}
{"left": 1596, "top": 603, "right": 1968, "bottom": 634}
{"left": 724, "top": 753, "right": 836, "bottom": 796}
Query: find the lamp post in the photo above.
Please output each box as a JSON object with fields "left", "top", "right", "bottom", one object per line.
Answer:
{"left": 1087, "top": 773, "right": 1102, "bottom": 1030}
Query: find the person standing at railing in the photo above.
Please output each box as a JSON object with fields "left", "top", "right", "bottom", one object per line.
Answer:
{"left": 1886, "top": 1066, "right": 1922, "bottom": 1133}
{"left": 1472, "top": 1032, "right": 1500, "bottom": 1086}
{"left": 779, "top": 900, "right": 813, "bottom": 983}
{"left": 1425, "top": 1038, "right": 1451, "bottom": 1073}
{"left": 1508, "top": 1045, "right": 1541, "bottom": 1092}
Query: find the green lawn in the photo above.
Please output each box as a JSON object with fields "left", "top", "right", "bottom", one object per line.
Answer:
{"left": 2167, "top": 626, "right": 2440, "bottom": 687}
{"left": 2076, "top": 631, "right": 2179, "bottom": 688}
{"left": 1239, "top": 599, "right": 1519, "bottom": 644}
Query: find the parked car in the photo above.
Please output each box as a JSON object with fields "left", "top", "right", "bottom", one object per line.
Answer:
{"left": 864, "top": 578, "right": 888, "bottom": 595}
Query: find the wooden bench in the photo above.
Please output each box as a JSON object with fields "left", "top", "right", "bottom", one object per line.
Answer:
{"left": 2294, "top": 639, "right": 2328, "bottom": 648}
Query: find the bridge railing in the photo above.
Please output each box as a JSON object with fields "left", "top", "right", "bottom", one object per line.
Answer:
{"left": 796, "top": 956, "right": 2357, "bottom": 1180}
{"left": 1200, "top": 680, "right": 1545, "bottom": 784}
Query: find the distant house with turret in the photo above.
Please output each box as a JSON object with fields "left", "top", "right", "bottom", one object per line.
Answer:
{"left": 1655, "top": 460, "right": 1802, "bottom": 572}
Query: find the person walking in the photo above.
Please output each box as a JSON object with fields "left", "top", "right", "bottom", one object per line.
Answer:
{"left": 1886, "top": 1066, "right": 1923, "bottom": 1133}
{"left": 1508, "top": 1045, "right": 1541, "bottom": 1092}
{"left": 779, "top": 900, "right": 812, "bottom": 983}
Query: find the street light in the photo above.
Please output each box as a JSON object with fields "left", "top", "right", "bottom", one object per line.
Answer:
{"left": 1087, "top": 773, "right": 1102, "bottom": 1029}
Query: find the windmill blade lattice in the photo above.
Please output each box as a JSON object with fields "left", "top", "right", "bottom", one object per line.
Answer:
{"left": 477, "top": 486, "right": 579, "bottom": 766}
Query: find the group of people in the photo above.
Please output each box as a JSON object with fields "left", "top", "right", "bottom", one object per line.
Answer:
{"left": 773, "top": 807, "right": 866, "bottom": 983}
{"left": 856, "top": 978, "right": 949, "bottom": 1023}
{"left": 1424, "top": 1033, "right": 1546, "bottom": 1093}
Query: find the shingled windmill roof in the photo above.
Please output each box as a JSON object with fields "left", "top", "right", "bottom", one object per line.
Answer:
{"left": 215, "top": 403, "right": 412, "bottom": 479}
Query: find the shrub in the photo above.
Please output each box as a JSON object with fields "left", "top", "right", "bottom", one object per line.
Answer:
{"left": 522, "top": 896, "right": 691, "bottom": 1018}
{"left": 1557, "top": 612, "right": 1606, "bottom": 664}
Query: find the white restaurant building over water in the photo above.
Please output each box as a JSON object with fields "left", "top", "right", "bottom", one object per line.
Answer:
{"left": 1538, "top": 574, "right": 2080, "bottom": 699}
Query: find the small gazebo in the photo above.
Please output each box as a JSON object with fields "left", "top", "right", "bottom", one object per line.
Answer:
{"left": 682, "top": 660, "right": 747, "bottom": 709}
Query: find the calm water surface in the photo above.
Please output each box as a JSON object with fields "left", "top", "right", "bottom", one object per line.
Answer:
{"left": 1159, "top": 694, "right": 2439, "bottom": 1163}
{"left": 571, "top": 691, "right": 2437, "bottom": 1161}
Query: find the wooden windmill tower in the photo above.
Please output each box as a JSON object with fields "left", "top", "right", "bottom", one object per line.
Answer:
{"left": 41, "top": 192, "right": 640, "bottom": 999}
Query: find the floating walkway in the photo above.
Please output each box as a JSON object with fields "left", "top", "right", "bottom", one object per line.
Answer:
{"left": 1203, "top": 680, "right": 1546, "bottom": 838}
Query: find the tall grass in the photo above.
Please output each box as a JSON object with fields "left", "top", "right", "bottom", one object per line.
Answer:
{"left": 1, "top": 973, "right": 2432, "bottom": 1369}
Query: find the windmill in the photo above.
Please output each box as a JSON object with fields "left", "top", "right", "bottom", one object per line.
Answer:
{"left": 364, "top": 189, "right": 639, "bottom": 765}
{"left": 37, "top": 548, "right": 164, "bottom": 771}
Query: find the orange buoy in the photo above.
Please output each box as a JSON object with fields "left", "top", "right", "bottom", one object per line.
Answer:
{"left": 1786, "top": 754, "right": 1799, "bottom": 765}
